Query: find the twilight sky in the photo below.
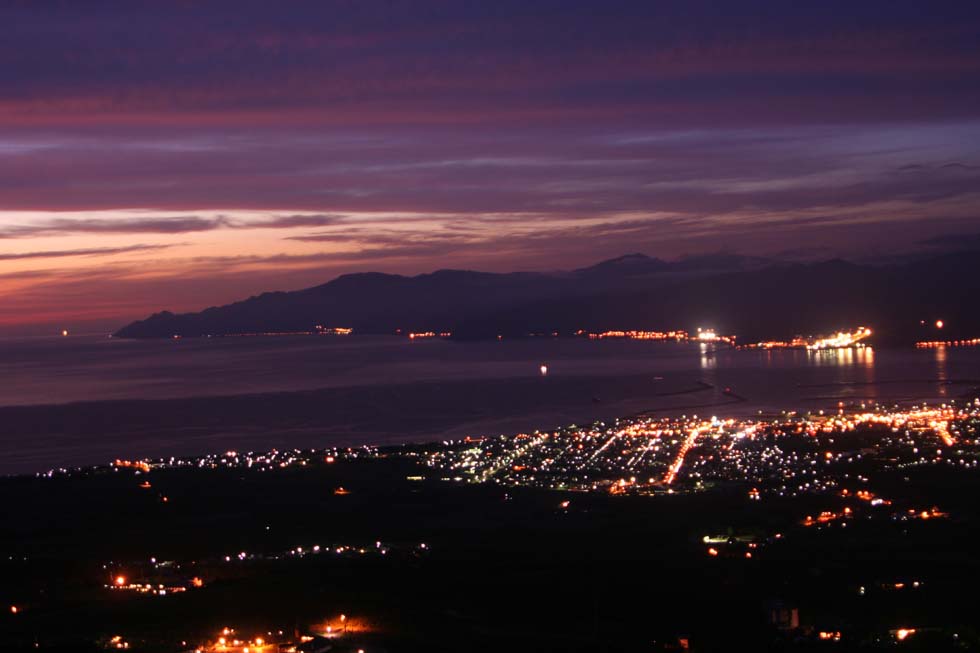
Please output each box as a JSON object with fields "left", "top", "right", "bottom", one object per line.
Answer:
{"left": 1, "top": 1, "right": 979, "bottom": 334}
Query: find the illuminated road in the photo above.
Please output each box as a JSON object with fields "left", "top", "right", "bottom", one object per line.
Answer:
{"left": 664, "top": 426, "right": 702, "bottom": 485}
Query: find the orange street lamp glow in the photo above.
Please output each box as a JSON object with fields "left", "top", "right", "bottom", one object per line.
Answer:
{"left": 936, "top": 320, "right": 944, "bottom": 329}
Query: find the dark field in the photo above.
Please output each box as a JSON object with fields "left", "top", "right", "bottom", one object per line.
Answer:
{"left": 3, "top": 453, "right": 980, "bottom": 652}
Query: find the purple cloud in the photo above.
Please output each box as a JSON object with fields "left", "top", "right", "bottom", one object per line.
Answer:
{"left": 0, "top": 1, "right": 978, "bottom": 331}
{"left": 0, "top": 243, "right": 174, "bottom": 261}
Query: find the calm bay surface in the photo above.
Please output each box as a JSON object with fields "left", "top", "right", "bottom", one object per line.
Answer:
{"left": 1, "top": 334, "right": 978, "bottom": 475}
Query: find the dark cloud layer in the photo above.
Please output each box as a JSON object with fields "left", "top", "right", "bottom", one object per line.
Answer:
{"left": 1, "top": 1, "right": 978, "bottom": 127}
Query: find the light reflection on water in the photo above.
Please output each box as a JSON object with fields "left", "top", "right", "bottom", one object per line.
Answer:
{"left": 696, "top": 342, "right": 972, "bottom": 410}
{"left": 805, "top": 346, "right": 875, "bottom": 367}
{"left": 701, "top": 345, "right": 878, "bottom": 376}
{"left": 935, "top": 345, "right": 949, "bottom": 396}
{"left": 699, "top": 342, "right": 716, "bottom": 370}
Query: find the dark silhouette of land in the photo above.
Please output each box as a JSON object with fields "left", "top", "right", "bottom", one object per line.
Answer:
{"left": 115, "top": 252, "right": 980, "bottom": 344}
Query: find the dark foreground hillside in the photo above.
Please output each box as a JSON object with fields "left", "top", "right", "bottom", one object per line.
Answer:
{"left": 3, "top": 453, "right": 979, "bottom": 652}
